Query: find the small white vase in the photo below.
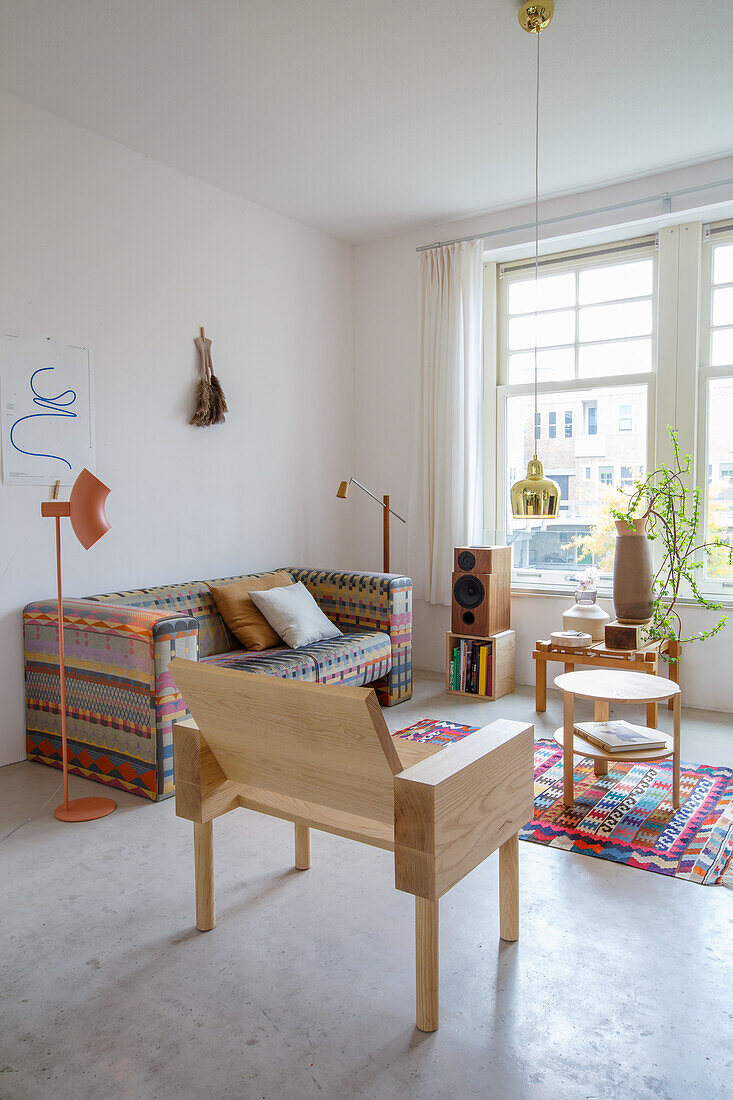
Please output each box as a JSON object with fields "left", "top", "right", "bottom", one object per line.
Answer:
{"left": 562, "top": 601, "right": 610, "bottom": 643}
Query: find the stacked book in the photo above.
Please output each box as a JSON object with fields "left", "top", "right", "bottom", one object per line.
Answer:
{"left": 574, "top": 720, "right": 667, "bottom": 753}
{"left": 449, "top": 639, "right": 493, "bottom": 696}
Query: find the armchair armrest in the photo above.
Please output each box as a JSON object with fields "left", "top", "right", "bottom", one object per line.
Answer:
{"left": 24, "top": 598, "right": 199, "bottom": 800}
{"left": 394, "top": 719, "right": 534, "bottom": 900}
{"left": 285, "top": 567, "right": 412, "bottom": 705}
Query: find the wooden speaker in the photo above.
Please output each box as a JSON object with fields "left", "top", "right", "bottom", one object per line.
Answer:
{"left": 451, "top": 572, "right": 511, "bottom": 637}
{"left": 454, "top": 546, "right": 511, "bottom": 575}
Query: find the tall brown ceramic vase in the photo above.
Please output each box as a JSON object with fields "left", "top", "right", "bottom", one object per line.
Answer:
{"left": 613, "top": 517, "right": 653, "bottom": 625}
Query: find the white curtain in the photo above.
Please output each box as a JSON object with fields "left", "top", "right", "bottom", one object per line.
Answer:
{"left": 408, "top": 240, "right": 484, "bottom": 605}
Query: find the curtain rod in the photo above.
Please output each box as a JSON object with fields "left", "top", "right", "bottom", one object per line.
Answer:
{"left": 502, "top": 235, "right": 655, "bottom": 276}
{"left": 415, "top": 176, "right": 733, "bottom": 253}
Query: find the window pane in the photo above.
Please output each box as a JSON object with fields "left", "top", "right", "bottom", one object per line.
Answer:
{"left": 713, "top": 242, "right": 733, "bottom": 285}
{"left": 578, "top": 337, "right": 652, "bottom": 378}
{"left": 619, "top": 403, "right": 632, "bottom": 431}
{"left": 713, "top": 286, "right": 733, "bottom": 327}
{"left": 584, "top": 401, "right": 598, "bottom": 435}
{"left": 712, "top": 328, "right": 733, "bottom": 367}
{"left": 509, "top": 310, "right": 575, "bottom": 351}
{"left": 506, "top": 385, "right": 648, "bottom": 576}
{"left": 579, "top": 259, "right": 653, "bottom": 305}
{"left": 508, "top": 272, "right": 575, "bottom": 314}
{"left": 579, "top": 301, "right": 652, "bottom": 343}
{"left": 706, "top": 377, "right": 733, "bottom": 582}
{"left": 507, "top": 348, "right": 574, "bottom": 384}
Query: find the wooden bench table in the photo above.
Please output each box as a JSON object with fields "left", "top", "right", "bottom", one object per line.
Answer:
{"left": 533, "top": 636, "right": 681, "bottom": 721}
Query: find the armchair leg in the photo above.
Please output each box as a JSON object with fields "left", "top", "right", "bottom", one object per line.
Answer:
{"left": 499, "top": 832, "right": 519, "bottom": 942}
{"left": 294, "top": 823, "right": 311, "bottom": 870}
{"left": 415, "top": 897, "right": 439, "bottom": 1032}
{"left": 193, "top": 820, "right": 215, "bottom": 931}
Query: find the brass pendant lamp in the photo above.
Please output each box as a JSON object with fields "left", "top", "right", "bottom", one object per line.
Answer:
{"left": 511, "top": 2, "right": 561, "bottom": 519}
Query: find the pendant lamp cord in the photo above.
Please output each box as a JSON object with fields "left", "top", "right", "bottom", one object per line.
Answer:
{"left": 533, "top": 28, "right": 540, "bottom": 456}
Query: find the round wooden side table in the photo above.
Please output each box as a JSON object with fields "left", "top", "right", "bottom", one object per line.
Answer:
{"left": 553, "top": 669, "right": 682, "bottom": 810}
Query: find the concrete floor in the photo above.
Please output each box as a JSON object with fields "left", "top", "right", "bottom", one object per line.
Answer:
{"left": 1, "top": 675, "right": 732, "bottom": 1100}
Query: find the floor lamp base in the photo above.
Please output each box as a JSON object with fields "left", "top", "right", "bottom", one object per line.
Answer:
{"left": 54, "top": 796, "right": 117, "bottom": 822}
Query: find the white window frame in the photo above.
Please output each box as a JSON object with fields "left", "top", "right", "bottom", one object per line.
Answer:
{"left": 485, "top": 222, "right": 707, "bottom": 594}
{"left": 698, "top": 220, "right": 733, "bottom": 596}
{"left": 491, "top": 236, "right": 658, "bottom": 590}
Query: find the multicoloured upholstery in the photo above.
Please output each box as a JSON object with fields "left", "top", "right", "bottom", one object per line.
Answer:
{"left": 302, "top": 628, "right": 392, "bottom": 687}
{"left": 202, "top": 646, "right": 318, "bottom": 681}
{"left": 287, "top": 569, "right": 412, "bottom": 706}
{"left": 24, "top": 600, "right": 197, "bottom": 800}
{"left": 24, "top": 566, "right": 412, "bottom": 801}
{"left": 86, "top": 576, "right": 260, "bottom": 658}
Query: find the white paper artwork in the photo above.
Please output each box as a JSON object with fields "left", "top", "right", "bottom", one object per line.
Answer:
{"left": 1, "top": 334, "right": 95, "bottom": 486}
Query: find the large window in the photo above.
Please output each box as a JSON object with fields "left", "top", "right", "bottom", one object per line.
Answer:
{"left": 489, "top": 219, "right": 733, "bottom": 594}
{"left": 700, "top": 225, "right": 733, "bottom": 588}
{"left": 496, "top": 239, "right": 656, "bottom": 585}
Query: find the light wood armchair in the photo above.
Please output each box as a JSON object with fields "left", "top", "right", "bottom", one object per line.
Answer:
{"left": 170, "top": 658, "right": 534, "bottom": 1032}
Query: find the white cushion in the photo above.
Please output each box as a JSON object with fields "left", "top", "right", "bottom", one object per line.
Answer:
{"left": 249, "top": 582, "right": 342, "bottom": 648}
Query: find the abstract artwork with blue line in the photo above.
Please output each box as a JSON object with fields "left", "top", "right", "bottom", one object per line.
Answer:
{"left": 1, "top": 333, "right": 95, "bottom": 486}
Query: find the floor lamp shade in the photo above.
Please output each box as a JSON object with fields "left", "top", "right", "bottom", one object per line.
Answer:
{"left": 41, "top": 468, "right": 115, "bottom": 823}
{"left": 69, "top": 468, "right": 111, "bottom": 549}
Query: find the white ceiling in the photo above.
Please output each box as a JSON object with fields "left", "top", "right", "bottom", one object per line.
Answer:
{"left": 1, "top": 1, "right": 732, "bottom": 242}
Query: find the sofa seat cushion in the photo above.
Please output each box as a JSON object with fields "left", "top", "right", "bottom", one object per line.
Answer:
{"left": 201, "top": 646, "right": 317, "bottom": 682}
{"left": 304, "top": 628, "right": 392, "bottom": 687}
{"left": 201, "top": 628, "right": 392, "bottom": 688}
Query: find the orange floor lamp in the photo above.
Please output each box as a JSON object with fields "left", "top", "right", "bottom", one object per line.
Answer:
{"left": 336, "top": 478, "right": 405, "bottom": 573}
{"left": 41, "top": 468, "right": 115, "bottom": 822}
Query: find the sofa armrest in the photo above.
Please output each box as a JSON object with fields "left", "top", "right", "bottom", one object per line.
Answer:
{"left": 285, "top": 567, "right": 412, "bottom": 705}
{"left": 23, "top": 599, "right": 198, "bottom": 800}
{"left": 393, "top": 719, "right": 534, "bottom": 900}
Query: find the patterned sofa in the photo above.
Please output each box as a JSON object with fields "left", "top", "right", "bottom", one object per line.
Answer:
{"left": 23, "top": 568, "right": 412, "bottom": 802}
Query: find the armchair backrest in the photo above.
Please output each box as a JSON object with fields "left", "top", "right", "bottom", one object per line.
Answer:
{"left": 169, "top": 659, "right": 403, "bottom": 825}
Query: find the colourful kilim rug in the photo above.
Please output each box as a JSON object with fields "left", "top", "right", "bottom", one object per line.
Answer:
{"left": 395, "top": 719, "right": 733, "bottom": 887}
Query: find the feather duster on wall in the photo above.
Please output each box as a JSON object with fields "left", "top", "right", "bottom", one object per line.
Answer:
{"left": 190, "top": 327, "right": 228, "bottom": 426}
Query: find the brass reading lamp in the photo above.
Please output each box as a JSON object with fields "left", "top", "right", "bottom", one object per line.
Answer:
{"left": 511, "top": 2, "right": 561, "bottom": 519}
{"left": 336, "top": 478, "right": 406, "bottom": 573}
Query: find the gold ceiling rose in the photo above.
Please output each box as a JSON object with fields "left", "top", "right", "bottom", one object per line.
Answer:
{"left": 518, "top": 2, "right": 554, "bottom": 33}
{"left": 511, "top": 455, "right": 561, "bottom": 519}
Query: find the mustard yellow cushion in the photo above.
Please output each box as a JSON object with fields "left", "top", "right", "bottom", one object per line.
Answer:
{"left": 208, "top": 572, "right": 293, "bottom": 651}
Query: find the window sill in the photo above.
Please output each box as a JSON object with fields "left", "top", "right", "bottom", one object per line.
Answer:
{"left": 510, "top": 584, "right": 733, "bottom": 610}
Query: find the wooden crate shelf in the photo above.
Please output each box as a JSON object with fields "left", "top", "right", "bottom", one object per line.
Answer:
{"left": 445, "top": 629, "right": 515, "bottom": 702}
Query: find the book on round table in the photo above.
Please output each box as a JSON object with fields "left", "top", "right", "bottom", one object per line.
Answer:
{"left": 574, "top": 720, "right": 667, "bottom": 753}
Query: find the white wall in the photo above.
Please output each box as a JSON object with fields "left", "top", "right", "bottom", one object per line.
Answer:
{"left": 0, "top": 92, "right": 355, "bottom": 766}
{"left": 351, "top": 157, "right": 733, "bottom": 713}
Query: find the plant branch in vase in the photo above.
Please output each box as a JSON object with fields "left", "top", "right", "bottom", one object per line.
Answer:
{"left": 610, "top": 427, "right": 733, "bottom": 661}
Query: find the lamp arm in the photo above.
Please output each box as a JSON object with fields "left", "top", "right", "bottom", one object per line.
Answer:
{"left": 351, "top": 479, "right": 407, "bottom": 523}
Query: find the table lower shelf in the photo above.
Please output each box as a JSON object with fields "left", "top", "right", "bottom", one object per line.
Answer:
{"left": 553, "top": 726, "right": 674, "bottom": 764}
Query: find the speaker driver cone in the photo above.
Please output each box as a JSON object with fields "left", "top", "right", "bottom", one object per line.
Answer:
{"left": 453, "top": 575, "right": 485, "bottom": 609}
{"left": 457, "top": 550, "right": 476, "bottom": 571}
